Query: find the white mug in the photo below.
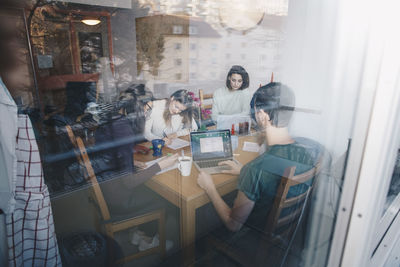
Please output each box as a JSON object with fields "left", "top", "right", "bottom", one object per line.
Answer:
{"left": 178, "top": 156, "right": 192, "bottom": 176}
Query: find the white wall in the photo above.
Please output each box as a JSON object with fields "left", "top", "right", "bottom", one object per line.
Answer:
{"left": 281, "top": 0, "right": 357, "bottom": 159}
{"left": 280, "top": 0, "right": 365, "bottom": 266}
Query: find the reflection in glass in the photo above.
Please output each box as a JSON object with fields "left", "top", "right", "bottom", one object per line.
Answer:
{"left": 384, "top": 148, "right": 400, "bottom": 213}
{"left": 0, "top": 0, "right": 368, "bottom": 266}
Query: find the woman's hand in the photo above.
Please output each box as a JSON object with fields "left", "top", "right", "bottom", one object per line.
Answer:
{"left": 163, "top": 137, "right": 172, "bottom": 145}
{"left": 167, "top": 132, "right": 178, "bottom": 139}
{"left": 157, "top": 153, "right": 179, "bottom": 170}
{"left": 219, "top": 160, "right": 242, "bottom": 175}
{"left": 197, "top": 171, "right": 215, "bottom": 193}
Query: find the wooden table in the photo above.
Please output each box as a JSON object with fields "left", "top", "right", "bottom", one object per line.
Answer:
{"left": 136, "top": 135, "right": 258, "bottom": 260}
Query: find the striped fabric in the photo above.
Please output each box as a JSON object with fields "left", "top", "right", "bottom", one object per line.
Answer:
{"left": 5, "top": 114, "right": 61, "bottom": 267}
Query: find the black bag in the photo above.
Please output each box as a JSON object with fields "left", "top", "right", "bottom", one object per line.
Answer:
{"left": 59, "top": 231, "right": 123, "bottom": 267}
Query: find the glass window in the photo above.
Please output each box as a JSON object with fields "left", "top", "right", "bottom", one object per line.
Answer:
{"left": 385, "top": 149, "right": 400, "bottom": 213}
{"left": 175, "top": 58, "right": 182, "bottom": 66}
{"left": 172, "top": 25, "right": 183, "bottom": 34}
{"left": 189, "top": 26, "right": 198, "bottom": 35}
{"left": 0, "top": 1, "right": 386, "bottom": 267}
{"left": 174, "top": 42, "right": 182, "bottom": 50}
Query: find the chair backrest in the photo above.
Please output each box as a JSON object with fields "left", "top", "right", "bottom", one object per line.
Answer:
{"left": 199, "top": 89, "right": 213, "bottom": 120}
{"left": 64, "top": 81, "right": 97, "bottom": 122}
{"left": 65, "top": 125, "right": 111, "bottom": 221}
{"left": 264, "top": 159, "right": 322, "bottom": 240}
{"left": 254, "top": 158, "right": 322, "bottom": 266}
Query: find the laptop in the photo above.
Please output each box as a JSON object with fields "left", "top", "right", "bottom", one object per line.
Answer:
{"left": 190, "top": 129, "right": 240, "bottom": 174}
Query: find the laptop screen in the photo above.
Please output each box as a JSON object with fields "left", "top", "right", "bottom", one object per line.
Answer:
{"left": 190, "top": 130, "right": 233, "bottom": 161}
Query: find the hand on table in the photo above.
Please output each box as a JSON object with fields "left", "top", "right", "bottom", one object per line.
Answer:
{"left": 197, "top": 171, "right": 215, "bottom": 193}
{"left": 133, "top": 160, "right": 147, "bottom": 169}
{"left": 163, "top": 137, "right": 172, "bottom": 145}
{"left": 157, "top": 153, "right": 179, "bottom": 170}
{"left": 219, "top": 160, "right": 242, "bottom": 175}
{"left": 167, "top": 132, "right": 178, "bottom": 139}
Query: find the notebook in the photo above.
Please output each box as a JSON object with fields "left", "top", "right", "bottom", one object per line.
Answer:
{"left": 190, "top": 129, "right": 240, "bottom": 174}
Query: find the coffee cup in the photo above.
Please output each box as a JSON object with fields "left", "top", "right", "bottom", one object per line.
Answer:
{"left": 152, "top": 139, "right": 165, "bottom": 157}
{"left": 178, "top": 156, "right": 192, "bottom": 176}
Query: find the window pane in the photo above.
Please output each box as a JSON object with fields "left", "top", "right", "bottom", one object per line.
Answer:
{"left": 0, "top": 1, "right": 371, "bottom": 267}
{"left": 384, "top": 149, "right": 400, "bottom": 213}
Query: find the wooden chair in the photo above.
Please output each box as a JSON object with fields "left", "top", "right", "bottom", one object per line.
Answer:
{"left": 259, "top": 72, "right": 275, "bottom": 88}
{"left": 65, "top": 125, "right": 166, "bottom": 264}
{"left": 207, "top": 159, "right": 322, "bottom": 267}
{"left": 199, "top": 89, "right": 213, "bottom": 126}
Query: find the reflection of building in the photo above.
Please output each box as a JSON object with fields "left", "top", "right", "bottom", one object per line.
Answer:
{"left": 135, "top": 1, "right": 287, "bottom": 93}
{"left": 158, "top": 0, "right": 219, "bottom": 25}
{"left": 142, "top": 0, "right": 288, "bottom": 27}
{"left": 136, "top": 14, "right": 221, "bottom": 84}
{"left": 219, "top": 14, "right": 285, "bottom": 87}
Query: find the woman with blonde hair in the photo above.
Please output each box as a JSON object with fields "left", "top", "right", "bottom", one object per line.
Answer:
{"left": 144, "top": 89, "right": 198, "bottom": 144}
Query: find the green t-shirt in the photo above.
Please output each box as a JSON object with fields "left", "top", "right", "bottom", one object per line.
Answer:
{"left": 237, "top": 139, "right": 321, "bottom": 229}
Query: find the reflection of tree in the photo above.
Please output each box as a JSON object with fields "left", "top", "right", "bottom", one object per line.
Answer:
{"left": 136, "top": 22, "right": 165, "bottom": 76}
{"left": 29, "top": 1, "right": 73, "bottom": 75}
{"left": 29, "top": 1, "right": 67, "bottom": 52}
{"left": 79, "top": 32, "right": 103, "bottom": 73}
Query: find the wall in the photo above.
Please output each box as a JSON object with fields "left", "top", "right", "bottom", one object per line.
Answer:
{"left": 280, "top": 0, "right": 354, "bottom": 266}
{"left": 111, "top": 5, "right": 149, "bottom": 91}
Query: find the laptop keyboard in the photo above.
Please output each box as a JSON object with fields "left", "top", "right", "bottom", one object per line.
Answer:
{"left": 197, "top": 159, "right": 227, "bottom": 168}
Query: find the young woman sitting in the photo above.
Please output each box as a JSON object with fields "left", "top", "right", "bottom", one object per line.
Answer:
{"left": 144, "top": 89, "right": 198, "bottom": 144}
{"left": 211, "top": 65, "right": 252, "bottom": 121}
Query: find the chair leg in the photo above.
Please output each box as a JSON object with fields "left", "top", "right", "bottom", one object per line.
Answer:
{"left": 104, "top": 224, "right": 117, "bottom": 265}
{"left": 105, "top": 224, "right": 114, "bottom": 238}
{"left": 158, "top": 209, "right": 166, "bottom": 258}
{"left": 204, "top": 236, "right": 216, "bottom": 267}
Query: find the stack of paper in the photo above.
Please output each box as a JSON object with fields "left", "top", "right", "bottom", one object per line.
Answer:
{"left": 166, "top": 138, "right": 190, "bottom": 150}
{"left": 242, "top": 141, "right": 260, "bottom": 153}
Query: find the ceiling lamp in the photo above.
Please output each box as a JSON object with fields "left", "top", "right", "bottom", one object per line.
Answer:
{"left": 218, "top": 0, "right": 265, "bottom": 34}
{"left": 81, "top": 18, "right": 101, "bottom": 26}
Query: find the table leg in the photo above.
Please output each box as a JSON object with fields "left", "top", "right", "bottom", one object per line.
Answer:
{"left": 180, "top": 201, "right": 196, "bottom": 265}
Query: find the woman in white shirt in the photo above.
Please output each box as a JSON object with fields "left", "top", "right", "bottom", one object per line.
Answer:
{"left": 144, "top": 89, "right": 198, "bottom": 144}
{"left": 211, "top": 65, "right": 252, "bottom": 121}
